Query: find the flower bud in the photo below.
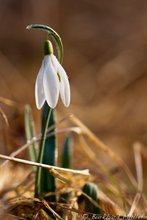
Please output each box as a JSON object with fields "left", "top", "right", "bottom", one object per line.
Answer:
{"left": 44, "top": 40, "right": 53, "bottom": 55}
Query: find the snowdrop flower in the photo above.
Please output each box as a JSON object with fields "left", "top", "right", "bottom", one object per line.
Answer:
{"left": 35, "top": 40, "right": 70, "bottom": 109}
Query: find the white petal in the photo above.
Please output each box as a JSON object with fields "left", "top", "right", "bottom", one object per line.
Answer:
{"left": 53, "top": 56, "right": 70, "bottom": 107}
{"left": 49, "top": 54, "right": 58, "bottom": 72}
{"left": 43, "top": 56, "right": 60, "bottom": 108}
{"left": 35, "top": 59, "right": 45, "bottom": 109}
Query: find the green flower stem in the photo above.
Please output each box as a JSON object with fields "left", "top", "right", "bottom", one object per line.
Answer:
{"left": 35, "top": 105, "right": 52, "bottom": 197}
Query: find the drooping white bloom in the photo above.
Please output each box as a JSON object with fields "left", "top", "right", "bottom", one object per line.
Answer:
{"left": 35, "top": 53, "right": 70, "bottom": 109}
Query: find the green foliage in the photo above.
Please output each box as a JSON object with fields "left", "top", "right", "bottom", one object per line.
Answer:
{"left": 35, "top": 103, "right": 56, "bottom": 219}
{"left": 24, "top": 105, "right": 38, "bottom": 170}
{"left": 60, "top": 136, "right": 72, "bottom": 203}
{"left": 82, "top": 182, "right": 101, "bottom": 214}
{"left": 61, "top": 136, "right": 72, "bottom": 169}
{"left": 35, "top": 103, "right": 56, "bottom": 202}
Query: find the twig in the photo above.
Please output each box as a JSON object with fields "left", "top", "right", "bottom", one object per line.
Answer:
{"left": 0, "top": 153, "right": 89, "bottom": 176}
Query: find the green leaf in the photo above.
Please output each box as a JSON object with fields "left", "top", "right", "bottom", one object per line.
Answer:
{"left": 82, "top": 182, "right": 101, "bottom": 214}
{"left": 24, "top": 105, "right": 38, "bottom": 170}
{"left": 60, "top": 136, "right": 72, "bottom": 203}
{"left": 35, "top": 103, "right": 56, "bottom": 203}
{"left": 61, "top": 136, "right": 72, "bottom": 169}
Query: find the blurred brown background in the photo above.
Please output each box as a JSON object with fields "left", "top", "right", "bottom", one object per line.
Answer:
{"left": 0, "top": 0, "right": 147, "bottom": 173}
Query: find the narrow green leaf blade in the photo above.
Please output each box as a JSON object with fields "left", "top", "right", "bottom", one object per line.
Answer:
{"left": 60, "top": 136, "right": 72, "bottom": 203}
{"left": 61, "top": 136, "right": 72, "bottom": 169}
{"left": 24, "top": 105, "right": 38, "bottom": 170}
{"left": 82, "top": 182, "right": 101, "bottom": 214}
{"left": 35, "top": 103, "right": 56, "bottom": 202}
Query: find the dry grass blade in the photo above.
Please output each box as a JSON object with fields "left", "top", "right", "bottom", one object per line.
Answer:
{"left": 0, "top": 126, "right": 81, "bottom": 168}
{"left": 41, "top": 200, "right": 63, "bottom": 220}
{"left": 128, "top": 142, "right": 143, "bottom": 216}
{"left": 81, "top": 191, "right": 102, "bottom": 211}
{"left": 69, "top": 114, "right": 137, "bottom": 188}
{"left": 78, "top": 135, "right": 121, "bottom": 187}
{"left": 49, "top": 168, "right": 89, "bottom": 192}
{"left": 77, "top": 134, "right": 128, "bottom": 212}
{"left": 0, "top": 137, "right": 39, "bottom": 168}
{"left": 48, "top": 168, "right": 72, "bottom": 184}
{"left": 0, "top": 97, "right": 19, "bottom": 108}
{"left": 134, "top": 143, "right": 143, "bottom": 193}
{"left": 0, "top": 153, "right": 89, "bottom": 176}
{"left": 98, "top": 189, "right": 121, "bottom": 213}
{"left": 45, "top": 113, "right": 74, "bottom": 135}
{"left": 0, "top": 106, "right": 9, "bottom": 127}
